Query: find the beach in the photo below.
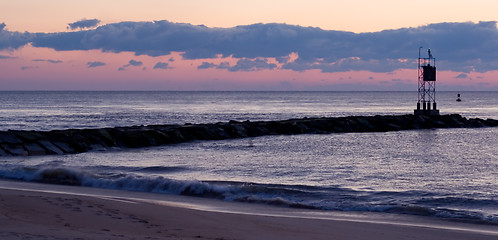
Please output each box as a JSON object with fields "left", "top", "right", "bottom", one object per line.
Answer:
{"left": 1, "top": 180, "right": 497, "bottom": 240}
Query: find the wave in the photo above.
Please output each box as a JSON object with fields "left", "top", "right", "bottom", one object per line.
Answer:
{"left": 0, "top": 166, "right": 496, "bottom": 225}
{"left": 80, "top": 165, "right": 191, "bottom": 174}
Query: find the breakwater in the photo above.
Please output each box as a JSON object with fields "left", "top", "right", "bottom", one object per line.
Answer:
{"left": 1, "top": 114, "right": 497, "bottom": 157}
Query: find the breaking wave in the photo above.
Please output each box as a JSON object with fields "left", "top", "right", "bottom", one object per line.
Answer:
{"left": 0, "top": 166, "right": 496, "bottom": 225}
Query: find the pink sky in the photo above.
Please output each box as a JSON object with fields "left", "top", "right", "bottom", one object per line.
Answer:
{"left": 1, "top": 44, "right": 496, "bottom": 91}
{"left": 1, "top": 1, "right": 497, "bottom": 91}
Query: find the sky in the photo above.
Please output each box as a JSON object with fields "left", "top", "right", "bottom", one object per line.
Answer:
{"left": 1, "top": 0, "right": 498, "bottom": 91}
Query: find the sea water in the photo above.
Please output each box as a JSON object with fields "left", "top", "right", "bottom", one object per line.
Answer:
{"left": 1, "top": 91, "right": 497, "bottom": 131}
{"left": 0, "top": 91, "right": 497, "bottom": 224}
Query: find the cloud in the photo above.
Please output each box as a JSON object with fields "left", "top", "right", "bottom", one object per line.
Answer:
{"left": 197, "top": 62, "right": 216, "bottom": 69}
{"left": 228, "top": 58, "right": 277, "bottom": 71}
{"left": 0, "top": 22, "right": 33, "bottom": 50}
{"left": 118, "top": 59, "right": 143, "bottom": 71}
{"left": 0, "top": 54, "right": 15, "bottom": 59}
{"left": 198, "top": 58, "right": 277, "bottom": 71}
{"left": 87, "top": 61, "right": 106, "bottom": 68}
{"left": 68, "top": 19, "right": 101, "bottom": 30}
{"left": 153, "top": 62, "right": 169, "bottom": 69}
{"left": 197, "top": 61, "right": 231, "bottom": 70}
{"left": 33, "top": 59, "right": 63, "bottom": 63}
{"left": 21, "top": 66, "right": 37, "bottom": 70}
{"left": 33, "top": 21, "right": 346, "bottom": 58}
{"left": 128, "top": 59, "right": 142, "bottom": 66}
{"left": 15, "top": 20, "right": 498, "bottom": 73}
{"left": 282, "top": 57, "right": 412, "bottom": 73}
{"left": 456, "top": 73, "right": 468, "bottom": 78}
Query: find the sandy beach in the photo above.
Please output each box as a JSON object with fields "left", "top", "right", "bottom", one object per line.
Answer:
{"left": 0, "top": 180, "right": 496, "bottom": 240}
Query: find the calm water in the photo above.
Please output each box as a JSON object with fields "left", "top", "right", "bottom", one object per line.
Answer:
{"left": 0, "top": 91, "right": 497, "bottom": 224}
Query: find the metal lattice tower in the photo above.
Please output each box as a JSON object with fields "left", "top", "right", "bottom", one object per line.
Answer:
{"left": 414, "top": 47, "right": 439, "bottom": 115}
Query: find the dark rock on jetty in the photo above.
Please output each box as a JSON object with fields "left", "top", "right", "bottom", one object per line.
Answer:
{"left": 1, "top": 114, "right": 497, "bottom": 157}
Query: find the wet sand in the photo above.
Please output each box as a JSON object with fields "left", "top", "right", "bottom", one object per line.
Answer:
{"left": 1, "top": 180, "right": 497, "bottom": 240}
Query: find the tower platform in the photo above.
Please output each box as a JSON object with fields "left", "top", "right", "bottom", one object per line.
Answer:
{"left": 414, "top": 109, "right": 440, "bottom": 115}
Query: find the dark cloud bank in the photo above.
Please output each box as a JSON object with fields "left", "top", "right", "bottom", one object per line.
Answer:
{"left": 1, "top": 20, "right": 498, "bottom": 73}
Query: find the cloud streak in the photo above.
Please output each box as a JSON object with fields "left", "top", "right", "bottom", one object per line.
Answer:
{"left": 128, "top": 59, "right": 142, "bottom": 67}
{"left": 3, "top": 20, "right": 497, "bottom": 73}
{"left": 198, "top": 58, "right": 277, "bottom": 71}
{"left": 0, "top": 54, "right": 15, "bottom": 59}
{"left": 33, "top": 59, "right": 63, "bottom": 63}
{"left": 87, "top": 61, "right": 106, "bottom": 68}
{"left": 118, "top": 59, "right": 143, "bottom": 71}
{"left": 21, "top": 66, "right": 37, "bottom": 70}
{"left": 456, "top": 73, "right": 468, "bottom": 78}
{"left": 68, "top": 19, "right": 101, "bottom": 30}
{"left": 153, "top": 62, "right": 169, "bottom": 69}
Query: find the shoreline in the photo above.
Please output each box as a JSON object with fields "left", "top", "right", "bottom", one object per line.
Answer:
{"left": 2, "top": 114, "right": 498, "bottom": 157}
{"left": 1, "top": 180, "right": 497, "bottom": 240}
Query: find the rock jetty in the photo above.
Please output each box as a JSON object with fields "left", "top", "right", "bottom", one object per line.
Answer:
{"left": 1, "top": 114, "right": 497, "bottom": 157}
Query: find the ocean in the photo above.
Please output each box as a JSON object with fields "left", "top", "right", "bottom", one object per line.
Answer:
{"left": 0, "top": 91, "right": 497, "bottom": 225}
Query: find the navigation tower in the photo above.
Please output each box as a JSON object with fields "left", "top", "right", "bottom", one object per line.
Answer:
{"left": 414, "top": 47, "right": 439, "bottom": 115}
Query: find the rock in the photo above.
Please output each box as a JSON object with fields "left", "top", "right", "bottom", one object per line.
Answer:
{"left": 485, "top": 118, "right": 498, "bottom": 127}
{"left": 62, "top": 133, "right": 92, "bottom": 152}
{"left": 38, "top": 140, "right": 64, "bottom": 155}
{"left": 24, "top": 142, "right": 46, "bottom": 156}
{"left": 96, "top": 129, "right": 115, "bottom": 144}
{"left": 0, "top": 133, "right": 23, "bottom": 144}
{"left": 231, "top": 124, "right": 249, "bottom": 137}
{"left": 386, "top": 123, "right": 402, "bottom": 131}
{"left": 13, "top": 131, "right": 45, "bottom": 142}
{"left": 444, "top": 114, "right": 466, "bottom": 128}
{"left": 467, "top": 118, "right": 485, "bottom": 128}
{"left": 178, "top": 125, "right": 211, "bottom": 140}
{"left": 114, "top": 130, "right": 150, "bottom": 148}
{"left": 168, "top": 129, "right": 186, "bottom": 143}
{"left": 1, "top": 143, "right": 27, "bottom": 156}
{"left": 0, "top": 147, "right": 8, "bottom": 156}
{"left": 355, "top": 117, "right": 375, "bottom": 132}
{"left": 0, "top": 114, "right": 497, "bottom": 156}
{"left": 82, "top": 129, "right": 115, "bottom": 148}
{"left": 52, "top": 142, "right": 76, "bottom": 154}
